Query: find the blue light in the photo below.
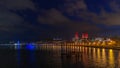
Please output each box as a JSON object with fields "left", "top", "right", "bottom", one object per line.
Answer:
{"left": 26, "top": 43, "right": 35, "bottom": 50}
{"left": 17, "top": 50, "right": 21, "bottom": 65}
{"left": 15, "top": 41, "right": 21, "bottom": 50}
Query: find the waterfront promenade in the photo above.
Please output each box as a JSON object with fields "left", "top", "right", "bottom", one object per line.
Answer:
{"left": 0, "top": 41, "right": 120, "bottom": 50}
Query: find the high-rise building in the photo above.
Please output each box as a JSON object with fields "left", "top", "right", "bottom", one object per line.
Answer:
{"left": 75, "top": 32, "right": 79, "bottom": 40}
{"left": 72, "top": 32, "right": 79, "bottom": 42}
{"left": 82, "top": 33, "right": 88, "bottom": 39}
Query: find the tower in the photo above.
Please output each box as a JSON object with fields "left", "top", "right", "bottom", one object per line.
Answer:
{"left": 75, "top": 32, "right": 79, "bottom": 40}
{"left": 82, "top": 33, "right": 88, "bottom": 39}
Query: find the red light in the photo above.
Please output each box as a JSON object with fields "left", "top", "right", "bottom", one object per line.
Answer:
{"left": 75, "top": 32, "right": 79, "bottom": 39}
{"left": 82, "top": 33, "right": 88, "bottom": 39}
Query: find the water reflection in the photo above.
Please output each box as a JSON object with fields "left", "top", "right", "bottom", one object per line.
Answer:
{"left": 101, "top": 49, "right": 107, "bottom": 67}
{"left": 117, "top": 52, "right": 120, "bottom": 68}
{"left": 96, "top": 48, "right": 101, "bottom": 67}
{"left": 93, "top": 48, "right": 96, "bottom": 67}
{"left": 15, "top": 45, "right": 120, "bottom": 68}
{"left": 61, "top": 46, "right": 118, "bottom": 68}
{"left": 108, "top": 49, "right": 115, "bottom": 68}
{"left": 61, "top": 49, "right": 83, "bottom": 68}
{"left": 16, "top": 50, "right": 21, "bottom": 68}
{"left": 16, "top": 45, "right": 36, "bottom": 68}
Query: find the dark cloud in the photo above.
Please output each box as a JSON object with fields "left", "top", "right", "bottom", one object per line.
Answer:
{"left": 37, "top": 0, "right": 120, "bottom": 38}
{"left": 38, "top": 9, "right": 70, "bottom": 25}
{"left": 0, "top": 0, "right": 36, "bottom": 32}
{"left": 62, "top": 0, "right": 87, "bottom": 15}
{"left": 0, "top": 0, "right": 38, "bottom": 41}
{"left": 59, "top": 0, "right": 120, "bottom": 26}
{"left": 0, "top": 0, "right": 35, "bottom": 10}
{"left": 38, "top": 9, "right": 101, "bottom": 33}
{"left": 94, "top": 11, "right": 120, "bottom": 26}
{"left": 110, "top": 0, "right": 120, "bottom": 12}
{"left": 0, "top": 0, "right": 120, "bottom": 41}
{"left": 0, "top": 10, "right": 23, "bottom": 31}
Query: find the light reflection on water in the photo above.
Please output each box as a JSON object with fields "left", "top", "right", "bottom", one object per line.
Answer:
{"left": 108, "top": 49, "right": 115, "bottom": 68}
{"left": 36, "top": 46, "right": 120, "bottom": 68}
{"left": 117, "top": 51, "right": 120, "bottom": 68}
{"left": 11, "top": 45, "right": 120, "bottom": 68}
{"left": 101, "top": 49, "right": 107, "bottom": 67}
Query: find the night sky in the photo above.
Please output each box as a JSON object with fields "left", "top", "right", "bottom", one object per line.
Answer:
{"left": 0, "top": 0, "right": 120, "bottom": 42}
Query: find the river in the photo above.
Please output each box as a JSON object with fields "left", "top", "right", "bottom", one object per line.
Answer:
{"left": 0, "top": 45, "right": 120, "bottom": 68}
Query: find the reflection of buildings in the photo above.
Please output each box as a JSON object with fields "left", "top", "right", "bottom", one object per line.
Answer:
{"left": 61, "top": 51, "right": 84, "bottom": 68}
{"left": 108, "top": 49, "right": 115, "bottom": 68}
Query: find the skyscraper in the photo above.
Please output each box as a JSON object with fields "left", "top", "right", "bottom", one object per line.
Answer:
{"left": 75, "top": 32, "right": 79, "bottom": 40}
{"left": 82, "top": 33, "right": 88, "bottom": 39}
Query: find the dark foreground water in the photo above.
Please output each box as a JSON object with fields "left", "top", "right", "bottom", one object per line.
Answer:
{"left": 0, "top": 45, "right": 120, "bottom": 68}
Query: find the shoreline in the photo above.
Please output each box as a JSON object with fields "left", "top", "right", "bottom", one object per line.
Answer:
{"left": 0, "top": 44, "right": 120, "bottom": 50}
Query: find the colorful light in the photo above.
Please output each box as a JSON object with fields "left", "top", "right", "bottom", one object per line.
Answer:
{"left": 75, "top": 32, "right": 79, "bottom": 40}
{"left": 82, "top": 33, "right": 88, "bottom": 39}
{"left": 26, "top": 43, "right": 35, "bottom": 50}
{"left": 14, "top": 41, "right": 21, "bottom": 50}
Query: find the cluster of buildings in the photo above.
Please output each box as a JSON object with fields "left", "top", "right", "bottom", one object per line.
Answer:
{"left": 36, "top": 32, "right": 117, "bottom": 46}
{"left": 71, "top": 32, "right": 116, "bottom": 46}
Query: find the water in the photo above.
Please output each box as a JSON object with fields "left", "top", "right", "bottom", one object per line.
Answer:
{"left": 0, "top": 45, "right": 120, "bottom": 68}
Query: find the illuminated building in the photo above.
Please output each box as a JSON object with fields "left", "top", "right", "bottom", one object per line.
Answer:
{"left": 72, "top": 32, "right": 79, "bottom": 41}
{"left": 82, "top": 33, "right": 88, "bottom": 39}
{"left": 95, "top": 38, "right": 104, "bottom": 41}
{"left": 75, "top": 32, "right": 79, "bottom": 40}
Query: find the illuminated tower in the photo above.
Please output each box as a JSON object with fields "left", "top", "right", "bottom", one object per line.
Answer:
{"left": 72, "top": 32, "right": 79, "bottom": 41}
{"left": 75, "top": 32, "right": 79, "bottom": 40}
{"left": 82, "top": 33, "right": 88, "bottom": 39}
